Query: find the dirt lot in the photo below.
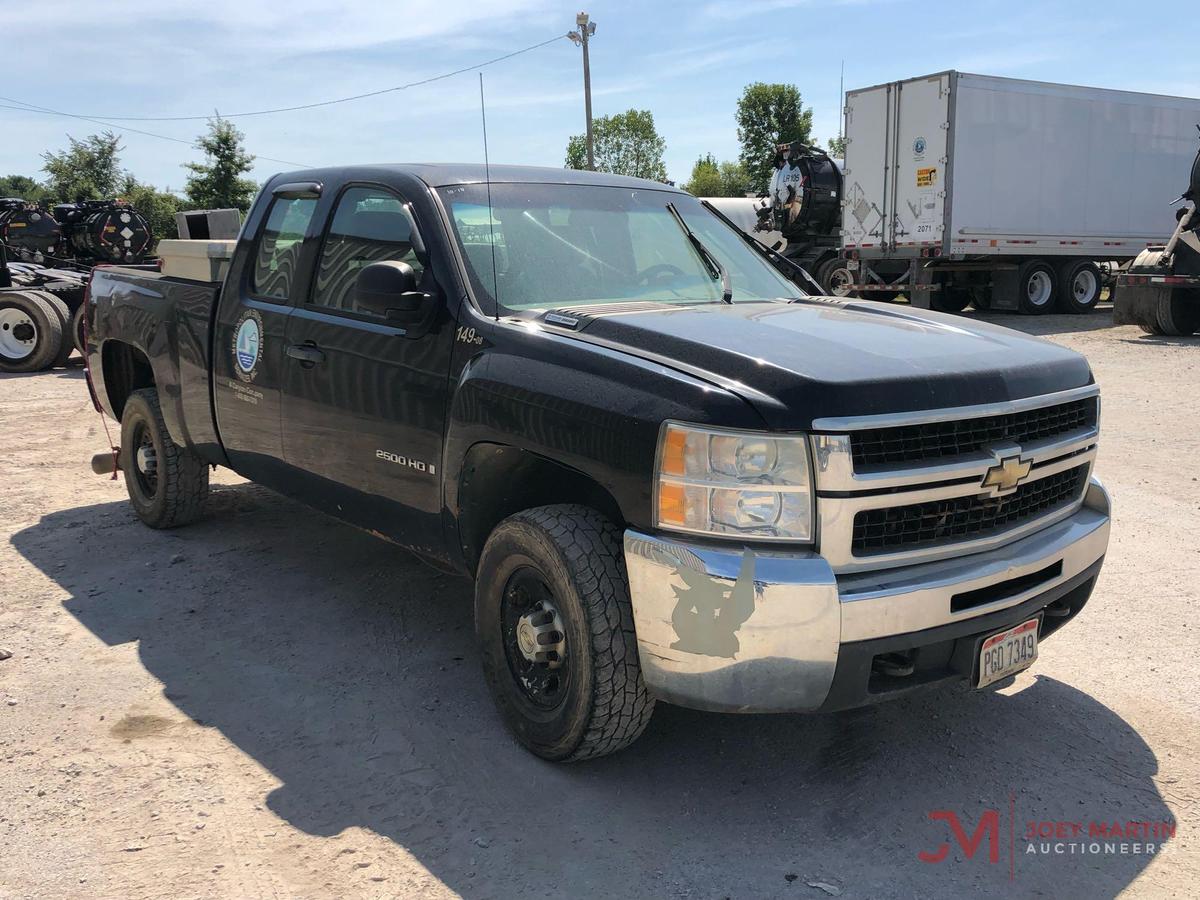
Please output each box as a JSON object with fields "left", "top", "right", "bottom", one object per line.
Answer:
{"left": 1, "top": 305, "right": 1197, "bottom": 899}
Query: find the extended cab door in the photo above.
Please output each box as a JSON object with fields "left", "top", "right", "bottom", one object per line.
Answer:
{"left": 279, "top": 183, "right": 456, "bottom": 556}
{"left": 212, "top": 183, "right": 320, "bottom": 488}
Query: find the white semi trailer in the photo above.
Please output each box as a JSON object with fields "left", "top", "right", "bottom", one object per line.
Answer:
{"left": 840, "top": 71, "right": 1200, "bottom": 313}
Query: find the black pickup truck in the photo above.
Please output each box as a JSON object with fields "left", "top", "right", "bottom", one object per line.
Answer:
{"left": 86, "top": 164, "right": 1111, "bottom": 760}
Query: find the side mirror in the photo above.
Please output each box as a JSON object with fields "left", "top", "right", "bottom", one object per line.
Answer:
{"left": 355, "top": 261, "right": 428, "bottom": 323}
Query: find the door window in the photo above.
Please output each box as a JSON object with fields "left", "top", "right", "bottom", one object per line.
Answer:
{"left": 251, "top": 197, "right": 318, "bottom": 300}
{"left": 311, "top": 187, "right": 425, "bottom": 316}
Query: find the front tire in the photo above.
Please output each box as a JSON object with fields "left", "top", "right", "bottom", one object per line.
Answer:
{"left": 120, "top": 388, "right": 209, "bottom": 528}
{"left": 475, "top": 504, "right": 654, "bottom": 761}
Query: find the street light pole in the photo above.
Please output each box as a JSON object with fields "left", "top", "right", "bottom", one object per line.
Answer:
{"left": 568, "top": 12, "right": 597, "bottom": 170}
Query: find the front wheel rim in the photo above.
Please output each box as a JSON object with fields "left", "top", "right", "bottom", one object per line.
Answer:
{"left": 0, "top": 307, "right": 37, "bottom": 360}
{"left": 1026, "top": 271, "right": 1052, "bottom": 307}
{"left": 500, "top": 567, "right": 569, "bottom": 710}
{"left": 1072, "top": 269, "right": 1098, "bottom": 304}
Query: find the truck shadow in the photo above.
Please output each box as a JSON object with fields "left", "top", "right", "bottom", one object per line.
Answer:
{"left": 12, "top": 487, "right": 1174, "bottom": 899}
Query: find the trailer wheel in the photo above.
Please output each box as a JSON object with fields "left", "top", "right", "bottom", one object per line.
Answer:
{"left": 1018, "top": 260, "right": 1057, "bottom": 314}
{"left": 0, "top": 291, "right": 64, "bottom": 373}
{"left": 33, "top": 291, "right": 76, "bottom": 367}
{"left": 815, "top": 257, "right": 857, "bottom": 298}
{"left": 475, "top": 504, "right": 654, "bottom": 761}
{"left": 1057, "top": 260, "right": 1102, "bottom": 313}
{"left": 1155, "top": 289, "right": 1200, "bottom": 336}
{"left": 120, "top": 388, "right": 210, "bottom": 529}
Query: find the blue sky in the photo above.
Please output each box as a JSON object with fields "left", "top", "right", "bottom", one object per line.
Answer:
{"left": 1, "top": 0, "right": 1196, "bottom": 192}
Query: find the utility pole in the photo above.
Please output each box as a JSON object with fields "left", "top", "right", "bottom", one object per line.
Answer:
{"left": 838, "top": 59, "right": 844, "bottom": 145}
{"left": 568, "top": 12, "right": 597, "bottom": 170}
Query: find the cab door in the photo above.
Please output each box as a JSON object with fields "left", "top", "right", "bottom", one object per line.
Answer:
{"left": 212, "top": 183, "right": 320, "bottom": 489}
{"left": 279, "top": 184, "right": 456, "bottom": 556}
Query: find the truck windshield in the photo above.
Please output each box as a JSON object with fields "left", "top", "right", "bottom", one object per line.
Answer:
{"left": 437, "top": 183, "right": 805, "bottom": 314}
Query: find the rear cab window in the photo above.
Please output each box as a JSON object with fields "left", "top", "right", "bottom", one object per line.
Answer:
{"left": 251, "top": 196, "right": 318, "bottom": 300}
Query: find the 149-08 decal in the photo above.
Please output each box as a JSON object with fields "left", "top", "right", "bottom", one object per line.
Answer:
{"left": 232, "top": 309, "right": 264, "bottom": 382}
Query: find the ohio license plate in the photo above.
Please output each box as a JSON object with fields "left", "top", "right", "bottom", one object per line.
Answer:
{"left": 976, "top": 618, "right": 1039, "bottom": 688}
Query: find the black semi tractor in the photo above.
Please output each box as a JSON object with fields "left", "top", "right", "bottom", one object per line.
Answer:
{"left": 0, "top": 198, "right": 153, "bottom": 372}
{"left": 1114, "top": 134, "right": 1200, "bottom": 336}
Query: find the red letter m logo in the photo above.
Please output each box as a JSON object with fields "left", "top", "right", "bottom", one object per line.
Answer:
{"left": 918, "top": 810, "right": 1000, "bottom": 864}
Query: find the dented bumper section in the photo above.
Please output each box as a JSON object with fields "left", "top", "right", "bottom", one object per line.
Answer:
{"left": 623, "top": 478, "right": 1111, "bottom": 714}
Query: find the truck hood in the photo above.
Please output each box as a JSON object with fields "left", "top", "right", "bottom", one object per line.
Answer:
{"left": 550, "top": 299, "right": 1093, "bottom": 429}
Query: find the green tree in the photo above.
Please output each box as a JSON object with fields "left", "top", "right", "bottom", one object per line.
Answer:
{"left": 826, "top": 135, "right": 846, "bottom": 158}
{"left": 565, "top": 109, "right": 667, "bottom": 181}
{"left": 119, "top": 175, "right": 183, "bottom": 245}
{"left": 718, "top": 160, "right": 754, "bottom": 197}
{"left": 0, "top": 175, "right": 48, "bottom": 204}
{"left": 41, "top": 132, "right": 126, "bottom": 202}
{"left": 682, "top": 155, "right": 755, "bottom": 197}
{"left": 184, "top": 118, "right": 258, "bottom": 212}
{"left": 682, "top": 154, "right": 723, "bottom": 196}
{"left": 735, "top": 83, "right": 813, "bottom": 191}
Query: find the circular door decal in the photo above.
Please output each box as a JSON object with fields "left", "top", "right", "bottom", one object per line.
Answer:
{"left": 232, "top": 309, "right": 263, "bottom": 382}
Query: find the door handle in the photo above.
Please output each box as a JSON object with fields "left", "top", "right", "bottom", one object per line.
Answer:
{"left": 285, "top": 343, "right": 325, "bottom": 364}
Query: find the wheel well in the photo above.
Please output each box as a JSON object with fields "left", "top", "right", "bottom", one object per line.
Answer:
{"left": 457, "top": 443, "right": 624, "bottom": 573}
{"left": 101, "top": 341, "right": 155, "bottom": 420}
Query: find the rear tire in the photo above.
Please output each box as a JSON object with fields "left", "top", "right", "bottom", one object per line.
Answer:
{"left": 1057, "top": 260, "right": 1102, "bottom": 313}
{"left": 1018, "top": 259, "right": 1057, "bottom": 315}
{"left": 0, "top": 290, "right": 64, "bottom": 373}
{"left": 119, "top": 388, "right": 209, "bottom": 529}
{"left": 475, "top": 504, "right": 654, "bottom": 761}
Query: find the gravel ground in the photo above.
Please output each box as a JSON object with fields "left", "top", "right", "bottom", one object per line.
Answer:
{"left": 1, "top": 305, "right": 1197, "bottom": 899}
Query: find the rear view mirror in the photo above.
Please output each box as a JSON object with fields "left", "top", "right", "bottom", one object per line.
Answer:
{"left": 356, "top": 261, "right": 424, "bottom": 320}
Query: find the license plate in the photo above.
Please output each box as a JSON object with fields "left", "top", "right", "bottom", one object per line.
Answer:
{"left": 976, "top": 618, "right": 1039, "bottom": 688}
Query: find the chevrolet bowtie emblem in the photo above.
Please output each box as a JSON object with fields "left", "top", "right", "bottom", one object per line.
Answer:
{"left": 981, "top": 454, "right": 1032, "bottom": 496}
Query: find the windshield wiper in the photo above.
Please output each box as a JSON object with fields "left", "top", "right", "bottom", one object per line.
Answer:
{"left": 699, "top": 199, "right": 823, "bottom": 297}
{"left": 666, "top": 202, "right": 732, "bottom": 303}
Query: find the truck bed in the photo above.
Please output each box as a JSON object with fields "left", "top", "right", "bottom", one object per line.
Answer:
{"left": 87, "top": 266, "right": 224, "bottom": 463}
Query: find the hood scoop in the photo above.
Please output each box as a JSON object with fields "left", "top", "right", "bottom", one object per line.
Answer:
{"left": 544, "top": 301, "right": 672, "bottom": 330}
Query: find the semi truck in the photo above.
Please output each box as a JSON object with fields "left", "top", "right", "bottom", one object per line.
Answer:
{"left": 840, "top": 71, "right": 1200, "bottom": 313}
{"left": 84, "top": 163, "right": 1110, "bottom": 760}
{"left": 0, "top": 198, "right": 155, "bottom": 372}
{"left": 1113, "top": 132, "right": 1200, "bottom": 335}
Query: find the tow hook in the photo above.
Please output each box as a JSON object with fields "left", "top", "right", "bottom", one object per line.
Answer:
{"left": 91, "top": 448, "right": 120, "bottom": 476}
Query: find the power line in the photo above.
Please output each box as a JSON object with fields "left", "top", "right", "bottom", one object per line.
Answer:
{"left": 0, "top": 101, "right": 311, "bottom": 169}
{"left": 0, "top": 33, "right": 567, "bottom": 123}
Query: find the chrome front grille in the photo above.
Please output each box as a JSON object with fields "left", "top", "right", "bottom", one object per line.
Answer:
{"left": 810, "top": 386, "right": 1100, "bottom": 574}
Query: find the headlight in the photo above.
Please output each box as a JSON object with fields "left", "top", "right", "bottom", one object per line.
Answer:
{"left": 654, "top": 422, "right": 814, "bottom": 542}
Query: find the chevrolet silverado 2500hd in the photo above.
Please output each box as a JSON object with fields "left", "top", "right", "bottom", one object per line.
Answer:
{"left": 85, "top": 165, "right": 1111, "bottom": 760}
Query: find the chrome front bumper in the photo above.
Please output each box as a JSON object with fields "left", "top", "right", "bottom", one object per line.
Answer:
{"left": 623, "top": 478, "right": 1110, "bottom": 713}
